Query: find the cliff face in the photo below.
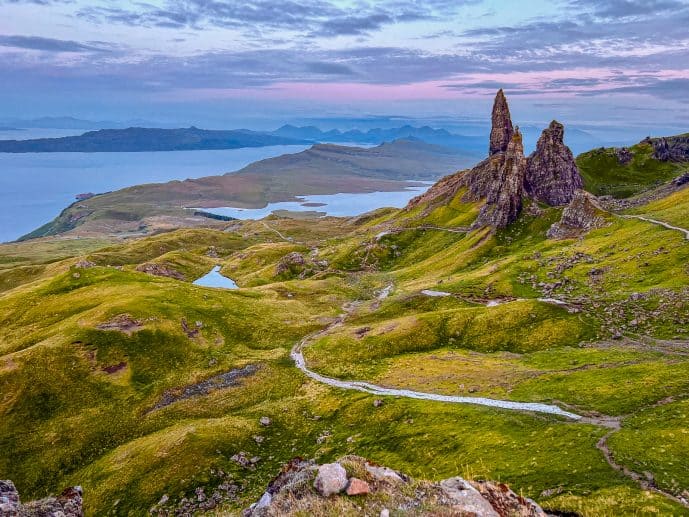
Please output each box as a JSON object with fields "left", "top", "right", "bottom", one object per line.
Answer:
{"left": 525, "top": 120, "right": 583, "bottom": 206}
{"left": 474, "top": 130, "right": 527, "bottom": 228}
{"left": 463, "top": 91, "right": 584, "bottom": 229}
{"left": 489, "top": 89, "right": 514, "bottom": 156}
{"left": 405, "top": 89, "right": 585, "bottom": 230}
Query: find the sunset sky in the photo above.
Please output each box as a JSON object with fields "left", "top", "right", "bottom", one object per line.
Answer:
{"left": 2, "top": 0, "right": 688, "bottom": 133}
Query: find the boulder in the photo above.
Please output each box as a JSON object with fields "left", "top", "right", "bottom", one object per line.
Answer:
{"left": 313, "top": 463, "right": 348, "bottom": 497}
{"left": 525, "top": 120, "right": 583, "bottom": 206}
{"left": 547, "top": 189, "right": 608, "bottom": 239}
{"left": 345, "top": 478, "right": 370, "bottom": 496}
{"left": 244, "top": 456, "right": 550, "bottom": 516}
{"left": 135, "top": 263, "right": 185, "bottom": 280}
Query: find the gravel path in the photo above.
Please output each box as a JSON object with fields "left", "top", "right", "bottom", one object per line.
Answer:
{"left": 623, "top": 215, "right": 689, "bottom": 240}
{"left": 291, "top": 285, "right": 582, "bottom": 420}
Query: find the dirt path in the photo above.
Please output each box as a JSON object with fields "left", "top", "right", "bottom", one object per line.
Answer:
{"left": 376, "top": 225, "right": 470, "bottom": 240}
{"left": 261, "top": 221, "right": 295, "bottom": 242}
{"left": 290, "top": 284, "right": 689, "bottom": 507}
{"left": 622, "top": 215, "right": 689, "bottom": 240}
{"left": 290, "top": 285, "right": 582, "bottom": 420}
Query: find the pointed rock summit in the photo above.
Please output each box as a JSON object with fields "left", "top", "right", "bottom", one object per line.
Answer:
{"left": 489, "top": 89, "right": 514, "bottom": 156}
{"left": 474, "top": 128, "right": 526, "bottom": 229}
{"left": 406, "top": 89, "right": 585, "bottom": 231}
{"left": 525, "top": 120, "right": 582, "bottom": 206}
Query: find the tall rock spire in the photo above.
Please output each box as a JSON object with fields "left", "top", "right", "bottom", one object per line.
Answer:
{"left": 489, "top": 89, "right": 514, "bottom": 156}
{"left": 525, "top": 120, "right": 583, "bottom": 206}
{"left": 474, "top": 128, "right": 526, "bottom": 229}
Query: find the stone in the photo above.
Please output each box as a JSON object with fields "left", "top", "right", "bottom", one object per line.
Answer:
{"left": 471, "top": 480, "right": 548, "bottom": 516}
{"left": 313, "top": 463, "right": 348, "bottom": 497}
{"left": 673, "top": 172, "right": 689, "bottom": 187}
{"left": 644, "top": 134, "right": 689, "bottom": 162}
{"left": 525, "top": 120, "right": 583, "bottom": 206}
{"left": 345, "top": 478, "right": 370, "bottom": 496}
{"left": 245, "top": 456, "right": 550, "bottom": 516}
{"left": 135, "top": 262, "right": 185, "bottom": 280}
{"left": 74, "top": 259, "right": 96, "bottom": 269}
{"left": 616, "top": 147, "right": 634, "bottom": 165}
{"left": 373, "top": 399, "right": 383, "bottom": 407}
{"left": 440, "top": 477, "right": 499, "bottom": 517}
{"left": 365, "top": 463, "right": 405, "bottom": 483}
{"left": 275, "top": 252, "right": 305, "bottom": 275}
{"left": 547, "top": 189, "right": 608, "bottom": 239}
{"left": 473, "top": 129, "right": 527, "bottom": 229}
{"left": 0, "top": 481, "right": 84, "bottom": 517}
{"left": 259, "top": 416, "right": 272, "bottom": 426}
{"left": 489, "top": 89, "right": 514, "bottom": 156}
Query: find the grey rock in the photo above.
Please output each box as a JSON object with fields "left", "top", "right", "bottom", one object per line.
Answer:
{"left": 474, "top": 129, "right": 527, "bottom": 229}
{"left": 489, "top": 89, "right": 514, "bottom": 156}
{"left": 525, "top": 120, "right": 583, "bottom": 206}
{"left": 0, "top": 481, "right": 84, "bottom": 517}
{"left": 547, "top": 190, "right": 608, "bottom": 239}
{"left": 440, "top": 477, "right": 499, "bottom": 516}
{"left": 313, "top": 463, "right": 348, "bottom": 497}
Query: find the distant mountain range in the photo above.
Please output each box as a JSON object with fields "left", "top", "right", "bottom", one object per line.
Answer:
{"left": 0, "top": 124, "right": 487, "bottom": 155}
{"left": 0, "top": 121, "right": 606, "bottom": 155}
{"left": 270, "top": 124, "right": 486, "bottom": 152}
{"left": 0, "top": 127, "right": 310, "bottom": 153}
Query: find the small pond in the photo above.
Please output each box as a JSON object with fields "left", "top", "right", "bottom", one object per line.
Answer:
{"left": 193, "top": 265, "right": 238, "bottom": 289}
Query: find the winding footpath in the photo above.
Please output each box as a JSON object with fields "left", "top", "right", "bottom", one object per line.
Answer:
{"left": 622, "top": 215, "right": 689, "bottom": 240}
{"left": 289, "top": 285, "right": 689, "bottom": 507}
{"left": 290, "top": 287, "right": 582, "bottom": 421}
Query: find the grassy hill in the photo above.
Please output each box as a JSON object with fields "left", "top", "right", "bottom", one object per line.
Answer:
{"left": 2, "top": 166, "right": 689, "bottom": 515}
{"left": 577, "top": 140, "right": 688, "bottom": 198}
{"left": 20, "top": 140, "right": 474, "bottom": 241}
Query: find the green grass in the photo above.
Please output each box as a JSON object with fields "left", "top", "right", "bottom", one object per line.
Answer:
{"left": 2, "top": 187, "right": 689, "bottom": 516}
{"left": 577, "top": 142, "right": 686, "bottom": 198}
{"left": 629, "top": 186, "right": 689, "bottom": 228}
{"left": 609, "top": 399, "right": 689, "bottom": 500}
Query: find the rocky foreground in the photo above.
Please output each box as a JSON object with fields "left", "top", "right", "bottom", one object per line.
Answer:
{"left": 0, "top": 480, "right": 83, "bottom": 516}
{"left": 244, "top": 456, "right": 548, "bottom": 517}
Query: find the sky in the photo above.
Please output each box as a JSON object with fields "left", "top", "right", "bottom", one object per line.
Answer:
{"left": 1, "top": 0, "right": 688, "bottom": 136}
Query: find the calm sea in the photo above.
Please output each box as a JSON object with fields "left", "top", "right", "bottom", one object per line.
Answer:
{"left": 0, "top": 136, "right": 310, "bottom": 242}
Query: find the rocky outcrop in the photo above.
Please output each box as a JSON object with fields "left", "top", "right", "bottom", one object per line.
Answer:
{"left": 474, "top": 129, "right": 527, "bottom": 229}
{"left": 135, "top": 263, "right": 185, "bottom": 280}
{"left": 244, "top": 456, "right": 548, "bottom": 517}
{"left": 151, "top": 364, "right": 260, "bottom": 411}
{"left": 275, "top": 252, "right": 328, "bottom": 279}
{"left": 547, "top": 189, "right": 609, "bottom": 239}
{"left": 0, "top": 480, "right": 83, "bottom": 516}
{"left": 489, "top": 89, "right": 514, "bottom": 156}
{"left": 644, "top": 134, "right": 689, "bottom": 162}
{"left": 406, "top": 90, "right": 585, "bottom": 231}
{"left": 616, "top": 147, "right": 634, "bottom": 165}
{"left": 525, "top": 121, "right": 583, "bottom": 206}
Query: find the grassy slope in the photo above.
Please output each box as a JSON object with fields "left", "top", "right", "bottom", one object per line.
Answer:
{"left": 628, "top": 185, "right": 689, "bottom": 227}
{"left": 21, "top": 141, "right": 471, "bottom": 241}
{"left": 576, "top": 141, "right": 687, "bottom": 198}
{"left": 1, "top": 183, "right": 689, "bottom": 515}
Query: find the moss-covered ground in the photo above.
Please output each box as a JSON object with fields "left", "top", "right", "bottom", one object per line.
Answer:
{"left": 1, "top": 183, "right": 689, "bottom": 515}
